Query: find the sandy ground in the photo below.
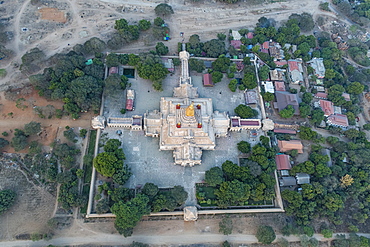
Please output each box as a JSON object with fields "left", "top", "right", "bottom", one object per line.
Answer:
{"left": 0, "top": 0, "right": 343, "bottom": 89}
{"left": 0, "top": 162, "right": 55, "bottom": 240}
{"left": 0, "top": 89, "right": 93, "bottom": 153}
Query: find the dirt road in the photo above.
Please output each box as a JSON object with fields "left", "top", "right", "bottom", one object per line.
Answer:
{"left": 1, "top": 232, "right": 370, "bottom": 246}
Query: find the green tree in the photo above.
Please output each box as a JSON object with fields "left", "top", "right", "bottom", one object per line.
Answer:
{"left": 24, "top": 121, "right": 41, "bottom": 136}
{"left": 155, "top": 42, "right": 169, "bottom": 55}
{"left": 347, "top": 81, "right": 364, "bottom": 95}
{"left": 262, "top": 92, "right": 275, "bottom": 102}
{"left": 242, "top": 73, "right": 257, "bottom": 89}
{"left": 203, "top": 39, "right": 226, "bottom": 58}
{"left": 111, "top": 194, "right": 150, "bottom": 237}
{"left": 138, "top": 20, "right": 151, "bottom": 31}
{"left": 96, "top": 199, "right": 110, "bottom": 214}
{"left": 299, "top": 103, "right": 311, "bottom": 118}
{"left": 0, "top": 138, "right": 9, "bottom": 148}
{"left": 142, "top": 183, "right": 159, "bottom": 198}
{"left": 256, "top": 225, "right": 276, "bottom": 244}
{"left": 154, "top": 3, "right": 174, "bottom": 16}
{"left": 302, "top": 92, "right": 313, "bottom": 104}
{"left": 310, "top": 108, "right": 325, "bottom": 126}
{"left": 237, "top": 141, "right": 251, "bottom": 153}
{"left": 79, "top": 129, "right": 87, "bottom": 138}
{"left": 188, "top": 59, "right": 205, "bottom": 73}
{"left": 94, "top": 152, "right": 120, "bottom": 177}
{"left": 212, "top": 55, "right": 231, "bottom": 72}
{"left": 153, "top": 17, "right": 164, "bottom": 27}
{"left": 234, "top": 104, "right": 258, "bottom": 118}
{"left": 219, "top": 217, "right": 233, "bottom": 235}
{"left": 205, "top": 167, "right": 224, "bottom": 186}
{"left": 211, "top": 71, "right": 223, "bottom": 83}
{"left": 83, "top": 37, "right": 106, "bottom": 55}
{"left": 279, "top": 105, "right": 295, "bottom": 118}
{"left": 299, "top": 126, "right": 317, "bottom": 140}
{"left": 170, "top": 186, "right": 188, "bottom": 205}
{"left": 258, "top": 65, "right": 270, "bottom": 81}
{"left": 321, "top": 228, "right": 333, "bottom": 238}
{"left": 217, "top": 33, "right": 227, "bottom": 41}
{"left": 215, "top": 180, "right": 251, "bottom": 207}
{"left": 363, "top": 123, "right": 370, "bottom": 130}
{"left": 11, "top": 130, "right": 28, "bottom": 152}
{"left": 0, "top": 189, "right": 16, "bottom": 215}
{"left": 228, "top": 79, "right": 238, "bottom": 92}
{"left": 63, "top": 129, "right": 77, "bottom": 143}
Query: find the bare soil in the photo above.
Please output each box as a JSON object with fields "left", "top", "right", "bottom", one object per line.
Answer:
{"left": 39, "top": 8, "right": 67, "bottom": 23}
{"left": 0, "top": 88, "right": 93, "bottom": 153}
{"left": 0, "top": 161, "right": 55, "bottom": 240}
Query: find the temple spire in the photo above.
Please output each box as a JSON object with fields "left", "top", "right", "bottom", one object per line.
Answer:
{"left": 179, "top": 50, "right": 192, "bottom": 85}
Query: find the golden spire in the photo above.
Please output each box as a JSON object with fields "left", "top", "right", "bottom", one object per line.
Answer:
{"left": 185, "top": 102, "right": 195, "bottom": 117}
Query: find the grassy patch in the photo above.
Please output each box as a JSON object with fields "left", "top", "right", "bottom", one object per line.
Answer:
{"left": 0, "top": 69, "right": 6, "bottom": 78}
{"left": 83, "top": 129, "right": 97, "bottom": 184}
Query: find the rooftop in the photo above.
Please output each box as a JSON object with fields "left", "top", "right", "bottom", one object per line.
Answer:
{"left": 274, "top": 91, "right": 300, "bottom": 115}
{"left": 245, "top": 90, "right": 258, "bottom": 104}
{"left": 327, "top": 113, "right": 349, "bottom": 128}
{"left": 319, "top": 100, "right": 334, "bottom": 117}
{"left": 278, "top": 140, "right": 303, "bottom": 153}
{"left": 275, "top": 154, "right": 291, "bottom": 170}
{"left": 274, "top": 81, "right": 286, "bottom": 91}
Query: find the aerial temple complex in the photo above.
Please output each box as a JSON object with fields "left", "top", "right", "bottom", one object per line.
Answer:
{"left": 143, "top": 50, "right": 229, "bottom": 167}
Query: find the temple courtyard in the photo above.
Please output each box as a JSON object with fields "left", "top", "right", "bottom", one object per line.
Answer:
{"left": 100, "top": 54, "right": 263, "bottom": 206}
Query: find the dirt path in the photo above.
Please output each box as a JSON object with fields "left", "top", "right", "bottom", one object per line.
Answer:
{"left": 1, "top": 232, "right": 370, "bottom": 246}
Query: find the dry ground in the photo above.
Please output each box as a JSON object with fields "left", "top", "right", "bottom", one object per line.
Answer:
{"left": 0, "top": 88, "right": 93, "bottom": 153}
{"left": 0, "top": 161, "right": 55, "bottom": 240}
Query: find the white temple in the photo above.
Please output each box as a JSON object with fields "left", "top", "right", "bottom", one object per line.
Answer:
{"left": 144, "top": 50, "right": 229, "bottom": 166}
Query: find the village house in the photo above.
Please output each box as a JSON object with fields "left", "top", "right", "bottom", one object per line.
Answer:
{"left": 245, "top": 90, "right": 258, "bottom": 105}
{"left": 262, "top": 81, "right": 274, "bottom": 94}
{"left": 327, "top": 113, "right": 349, "bottom": 129}
{"left": 307, "top": 58, "right": 325, "bottom": 79}
{"left": 269, "top": 69, "right": 285, "bottom": 81}
{"left": 274, "top": 91, "right": 301, "bottom": 115}
{"left": 287, "top": 59, "right": 304, "bottom": 84}
{"left": 202, "top": 74, "right": 213, "bottom": 87}
{"left": 278, "top": 140, "right": 303, "bottom": 153}
{"left": 274, "top": 81, "right": 286, "bottom": 92}
{"left": 319, "top": 100, "right": 335, "bottom": 117}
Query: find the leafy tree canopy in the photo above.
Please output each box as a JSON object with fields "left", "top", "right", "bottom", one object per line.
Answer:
{"left": 0, "top": 189, "right": 16, "bottom": 215}
{"left": 154, "top": 3, "right": 174, "bottom": 16}
{"left": 256, "top": 225, "right": 276, "bottom": 244}
{"left": 234, "top": 104, "right": 258, "bottom": 118}
{"left": 205, "top": 167, "right": 224, "bottom": 186}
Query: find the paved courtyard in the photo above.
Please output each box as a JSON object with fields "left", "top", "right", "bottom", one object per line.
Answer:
{"left": 102, "top": 68, "right": 263, "bottom": 206}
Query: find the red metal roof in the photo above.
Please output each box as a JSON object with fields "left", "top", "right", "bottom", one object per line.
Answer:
{"left": 319, "top": 100, "right": 334, "bottom": 116}
{"left": 274, "top": 129, "right": 297, "bottom": 134}
{"left": 288, "top": 60, "right": 299, "bottom": 71}
{"left": 126, "top": 99, "right": 133, "bottom": 111}
{"left": 240, "top": 120, "right": 260, "bottom": 126}
{"left": 327, "top": 114, "right": 349, "bottom": 127}
{"left": 247, "top": 32, "right": 254, "bottom": 39}
{"left": 274, "top": 81, "right": 286, "bottom": 91}
{"left": 275, "top": 154, "right": 291, "bottom": 170}
{"left": 274, "top": 60, "right": 288, "bottom": 67}
{"left": 230, "top": 40, "right": 242, "bottom": 50}
{"left": 262, "top": 41, "right": 269, "bottom": 49}
{"left": 203, "top": 74, "right": 213, "bottom": 86}
{"left": 314, "top": 92, "right": 328, "bottom": 99}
